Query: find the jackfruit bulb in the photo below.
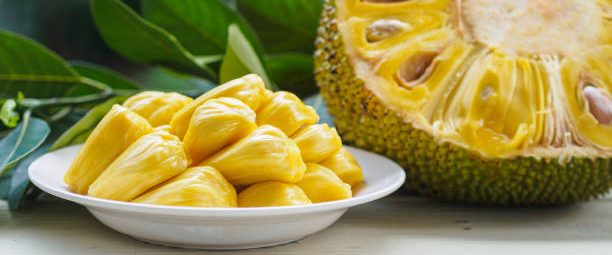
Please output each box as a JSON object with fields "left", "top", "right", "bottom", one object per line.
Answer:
{"left": 88, "top": 130, "right": 189, "bottom": 201}
{"left": 66, "top": 74, "right": 361, "bottom": 207}
{"left": 315, "top": 0, "right": 612, "bottom": 205}
{"left": 123, "top": 91, "right": 192, "bottom": 127}
{"left": 292, "top": 124, "right": 342, "bottom": 162}
{"left": 256, "top": 91, "right": 319, "bottom": 136}
{"left": 154, "top": 125, "right": 172, "bottom": 132}
{"left": 296, "top": 163, "right": 352, "bottom": 203}
{"left": 133, "top": 166, "right": 237, "bottom": 207}
{"left": 183, "top": 97, "right": 257, "bottom": 165}
{"left": 201, "top": 125, "right": 307, "bottom": 186}
{"left": 320, "top": 148, "right": 364, "bottom": 187}
{"left": 64, "top": 105, "right": 153, "bottom": 194}
{"left": 238, "top": 182, "right": 312, "bottom": 207}
{"left": 170, "top": 74, "right": 266, "bottom": 138}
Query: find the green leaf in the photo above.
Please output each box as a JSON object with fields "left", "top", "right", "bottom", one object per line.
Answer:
{"left": 134, "top": 67, "right": 216, "bottom": 97}
{"left": 50, "top": 96, "right": 126, "bottom": 151}
{"left": 194, "top": 55, "right": 224, "bottom": 75}
{"left": 0, "top": 30, "right": 111, "bottom": 106}
{"left": 0, "top": 99, "right": 19, "bottom": 128}
{"left": 0, "top": 30, "right": 78, "bottom": 98}
{"left": 220, "top": 24, "right": 273, "bottom": 89}
{"left": 7, "top": 142, "right": 50, "bottom": 209}
{"left": 304, "top": 93, "right": 334, "bottom": 126}
{"left": 71, "top": 61, "right": 142, "bottom": 90}
{"left": 141, "top": 0, "right": 263, "bottom": 57}
{"left": 221, "top": 0, "right": 237, "bottom": 9}
{"left": 34, "top": 106, "right": 73, "bottom": 124}
{"left": 265, "top": 53, "right": 317, "bottom": 98}
{"left": 0, "top": 170, "right": 12, "bottom": 198}
{"left": 237, "top": 0, "right": 323, "bottom": 53}
{"left": 5, "top": 109, "right": 83, "bottom": 208}
{"left": 0, "top": 111, "right": 50, "bottom": 174}
{"left": 91, "top": 0, "right": 217, "bottom": 80}
{"left": 62, "top": 61, "right": 142, "bottom": 97}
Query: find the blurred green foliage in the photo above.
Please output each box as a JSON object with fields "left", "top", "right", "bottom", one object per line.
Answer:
{"left": 0, "top": 0, "right": 322, "bottom": 97}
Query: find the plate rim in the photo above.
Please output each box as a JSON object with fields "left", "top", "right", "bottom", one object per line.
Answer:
{"left": 29, "top": 145, "right": 405, "bottom": 218}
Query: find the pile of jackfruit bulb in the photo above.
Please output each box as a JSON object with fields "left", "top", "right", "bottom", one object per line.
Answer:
{"left": 63, "top": 74, "right": 364, "bottom": 208}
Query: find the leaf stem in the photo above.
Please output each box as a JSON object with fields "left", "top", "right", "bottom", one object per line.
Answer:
{"left": 47, "top": 107, "right": 73, "bottom": 123}
{"left": 21, "top": 77, "right": 112, "bottom": 109}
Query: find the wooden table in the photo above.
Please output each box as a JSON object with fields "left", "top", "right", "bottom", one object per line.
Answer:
{"left": 2, "top": 192, "right": 612, "bottom": 254}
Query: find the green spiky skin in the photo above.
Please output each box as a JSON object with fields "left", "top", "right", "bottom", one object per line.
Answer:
{"left": 314, "top": 0, "right": 611, "bottom": 206}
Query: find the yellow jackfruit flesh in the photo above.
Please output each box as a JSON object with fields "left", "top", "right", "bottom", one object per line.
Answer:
{"left": 320, "top": 148, "right": 364, "bottom": 187}
{"left": 123, "top": 91, "right": 192, "bottom": 127}
{"left": 64, "top": 105, "right": 153, "bottom": 194}
{"left": 67, "top": 73, "right": 361, "bottom": 206}
{"left": 296, "top": 163, "right": 352, "bottom": 203}
{"left": 88, "top": 130, "right": 189, "bottom": 201}
{"left": 292, "top": 124, "right": 342, "bottom": 162}
{"left": 183, "top": 97, "right": 257, "bottom": 165}
{"left": 201, "top": 125, "right": 307, "bottom": 186}
{"left": 133, "top": 166, "right": 237, "bottom": 207}
{"left": 238, "top": 182, "right": 312, "bottom": 207}
{"left": 170, "top": 74, "right": 266, "bottom": 138}
{"left": 315, "top": 0, "right": 612, "bottom": 205}
{"left": 256, "top": 91, "right": 319, "bottom": 136}
{"left": 154, "top": 125, "right": 172, "bottom": 132}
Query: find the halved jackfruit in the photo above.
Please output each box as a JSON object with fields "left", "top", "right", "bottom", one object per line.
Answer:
{"left": 256, "top": 91, "right": 319, "bottom": 136}
{"left": 123, "top": 91, "right": 192, "bottom": 127}
{"left": 170, "top": 74, "right": 266, "bottom": 138}
{"left": 315, "top": 0, "right": 612, "bottom": 205}
{"left": 183, "top": 97, "right": 257, "bottom": 165}
{"left": 64, "top": 105, "right": 153, "bottom": 194}
{"left": 88, "top": 130, "right": 189, "bottom": 201}
{"left": 201, "top": 125, "right": 307, "bottom": 186}
{"left": 133, "top": 166, "right": 237, "bottom": 207}
{"left": 238, "top": 181, "right": 311, "bottom": 207}
{"left": 296, "top": 163, "right": 352, "bottom": 203}
{"left": 292, "top": 124, "right": 342, "bottom": 162}
{"left": 320, "top": 148, "right": 364, "bottom": 186}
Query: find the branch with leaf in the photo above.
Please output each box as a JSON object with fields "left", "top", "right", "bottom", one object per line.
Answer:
{"left": 0, "top": 0, "right": 326, "bottom": 210}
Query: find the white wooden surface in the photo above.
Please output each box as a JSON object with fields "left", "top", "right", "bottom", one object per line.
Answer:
{"left": 2, "top": 192, "right": 612, "bottom": 255}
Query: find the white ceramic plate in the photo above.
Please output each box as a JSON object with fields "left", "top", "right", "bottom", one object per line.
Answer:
{"left": 29, "top": 145, "right": 405, "bottom": 250}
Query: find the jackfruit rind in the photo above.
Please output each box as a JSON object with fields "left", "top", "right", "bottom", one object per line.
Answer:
{"left": 201, "top": 125, "right": 307, "bottom": 186}
{"left": 87, "top": 130, "right": 189, "bottom": 201}
{"left": 320, "top": 148, "right": 364, "bottom": 187}
{"left": 292, "top": 124, "right": 342, "bottom": 163}
{"left": 64, "top": 105, "right": 153, "bottom": 194}
{"left": 256, "top": 91, "right": 319, "bottom": 136}
{"left": 237, "top": 181, "right": 312, "bottom": 207}
{"left": 315, "top": 0, "right": 612, "bottom": 205}
{"left": 183, "top": 97, "right": 257, "bottom": 165}
{"left": 296, "top": 163, "right": 352, "bottom": 203}
{"left": 170, "top": 74, "right": 266, "bottom": 138}
{"left": 123, "top": 91, "right": 192, "bottom": 127}
{"left": 133, "top": 166, "right": 237, "bottom": 207}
